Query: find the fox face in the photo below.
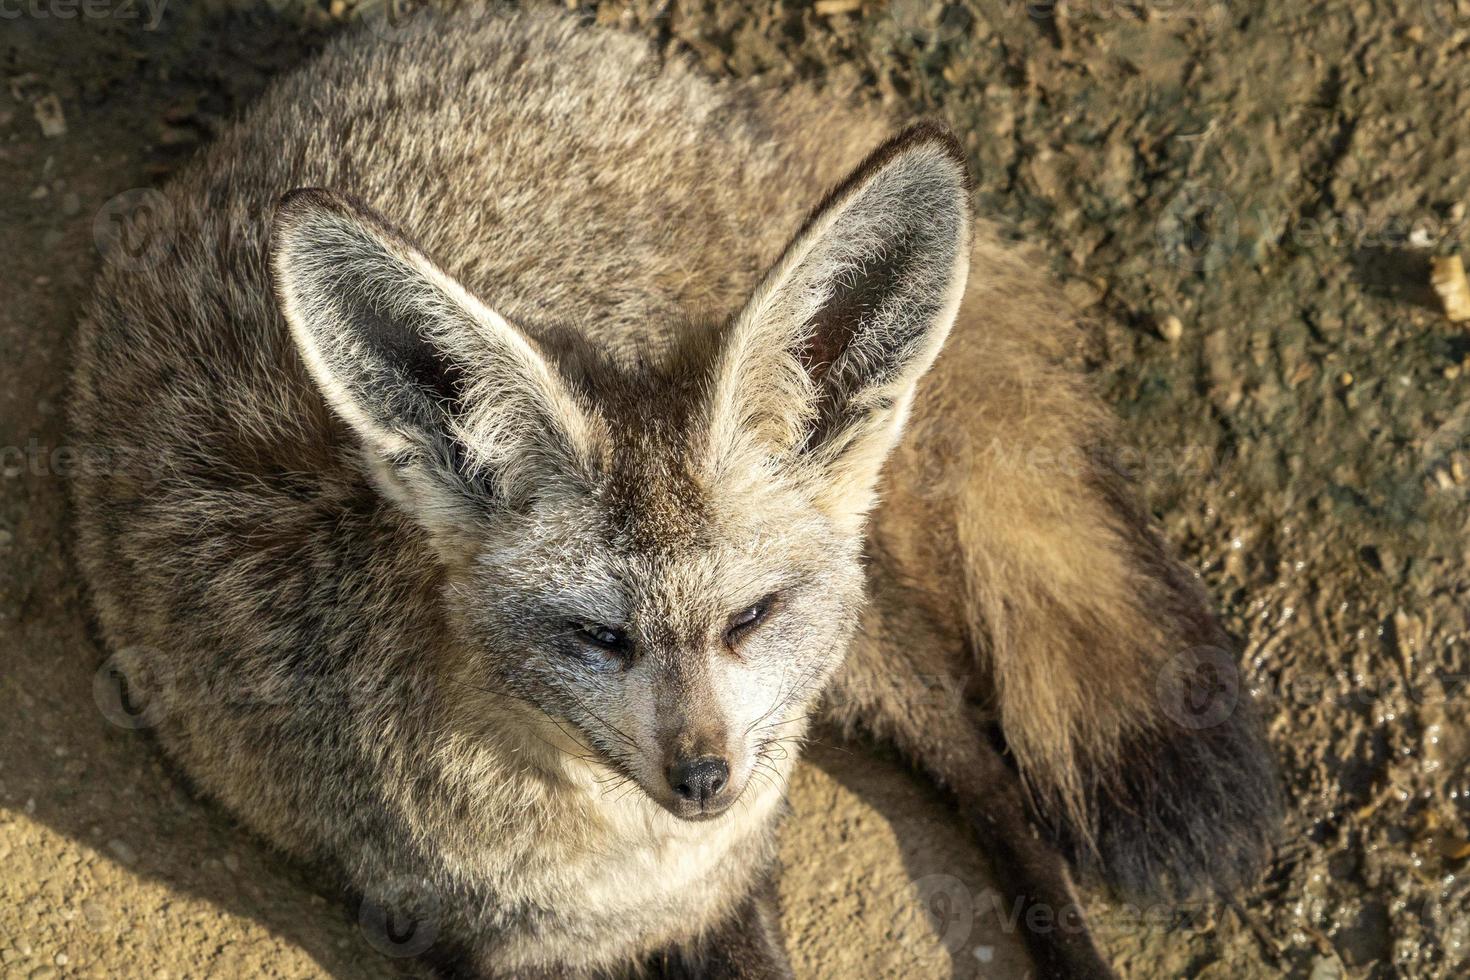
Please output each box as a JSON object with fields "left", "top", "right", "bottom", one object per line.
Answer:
{"left": 449, "top": 447, "right": 864, "bottom": 820}
{"left": 270, "top": 125, "right": 971, "bottom": 821}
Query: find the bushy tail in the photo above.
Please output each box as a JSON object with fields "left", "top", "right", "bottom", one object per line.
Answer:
{"left": 902, "top": 227, "right": 1281, "bottom": 898}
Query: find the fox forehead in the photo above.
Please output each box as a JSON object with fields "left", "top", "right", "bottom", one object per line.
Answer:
{"left": 484, "top": 479, "right": 815, "bottom": 641}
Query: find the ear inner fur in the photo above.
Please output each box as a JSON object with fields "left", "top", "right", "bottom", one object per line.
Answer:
{"left": 706, "top": 124, "right": 973, "bottom": 529}
{"left": 270, "top": 187, "right": 607, "bottom": 523}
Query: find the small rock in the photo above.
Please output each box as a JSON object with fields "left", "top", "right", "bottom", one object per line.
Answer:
{"left": 1340, "top": 371, "right": 1355, "bottom": 386}
{"left": 1158, "top": 314, "right": 1184, "bottom": 342}
{"left": 1062, "top": 278, "right": 1103, "bottom": 310}
{"left": 28, "top": 967, "right": 56, "bottom": 980}
{"left": 29, "top": 185, "right": 48, "bottom": 200}
{"left": 1431, "top": 254, "right": 1470, "bottom": 323}
{"left": 156, "top": 126, "right": 197, "bottom": 148}
{"left": 222, "top": 852, "right": 241, "bottom": 873}
{"left": 1309, "top": 955, "right": 1344, "bottom": 980}
{"left": 106, "top": 839, "right": 138, "bottom": 866}
{"left": 80, "top": 900, "right": 109, "bottom": 930}
{"left": 32, "top": 94, "right": 66, "bottom": 138}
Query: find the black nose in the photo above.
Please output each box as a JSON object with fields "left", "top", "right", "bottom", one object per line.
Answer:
{"left": 667, "top": 756, "right": 729, "bottom": 803}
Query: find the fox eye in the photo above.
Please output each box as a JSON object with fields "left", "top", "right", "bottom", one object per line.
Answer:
{"left": 725, "top": 595, "right": 774, "bottom": 644}
{"left": 571, "top": 623, "right": 631, "bottom": 656}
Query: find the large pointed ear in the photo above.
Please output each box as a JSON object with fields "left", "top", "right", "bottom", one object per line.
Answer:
{"left": 270, "top": 189, "right": 602, "bottom": 536}
{"left": 706, "top": 123, "right": 971, "bottom": 528}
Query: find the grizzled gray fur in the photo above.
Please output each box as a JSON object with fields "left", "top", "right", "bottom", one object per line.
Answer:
{"left": 69, "top": 6, "right": 1279, "bottom": 977}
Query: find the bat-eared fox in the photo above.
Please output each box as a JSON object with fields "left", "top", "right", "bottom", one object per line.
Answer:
{"left": 69, "top": 5, "right": 1280, "bottom": 977}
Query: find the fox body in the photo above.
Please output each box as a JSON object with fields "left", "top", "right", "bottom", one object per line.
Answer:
{"left": 70, "top": 6, "right": 1278, "bottom": 977}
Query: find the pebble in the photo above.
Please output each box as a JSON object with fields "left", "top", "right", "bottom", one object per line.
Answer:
{"left": 222, "top": 853, "right": 241, "bottom": 873}
{"left": 106, "top": 839, "right": 138, "bottom": 866}
{"left": 1062, "top": 278, "right": 1103, "bottom": 310}
{"left": 80, "top": 900, "right": 108, "bottom": 930}
{"left": 1158, "top": 314, "right": 1184, "bottom": 342}
{"left": 1309, "top": 955, "right": 1343, "bottom": 980}
{"left": 32, "top": 94, "right": 66, "bottom": 138}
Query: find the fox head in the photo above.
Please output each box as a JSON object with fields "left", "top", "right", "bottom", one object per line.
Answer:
{"left": 270, "top": 124, "right": 971, "bottom": 821}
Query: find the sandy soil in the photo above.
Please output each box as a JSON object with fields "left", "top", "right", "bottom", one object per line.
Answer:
{"left": 3, "top": 1, "right": 1470, "bottom": 977}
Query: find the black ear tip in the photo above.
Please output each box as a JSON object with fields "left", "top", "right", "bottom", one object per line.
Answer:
{"left": 901, "top": 119, "right": 967, "bottom": 161}
{"left": 274, "top": 187, "right": 353, "bottom": 225}
{"left": 876, "top": 120, "right": 973, "bottom": 192}
{"left": 270, "top": 188, "right": 406, "bottom": 256}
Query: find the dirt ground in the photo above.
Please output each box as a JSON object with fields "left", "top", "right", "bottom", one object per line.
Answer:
{"left": 4, "top": 1, "right": 1470, "bottom": 977}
